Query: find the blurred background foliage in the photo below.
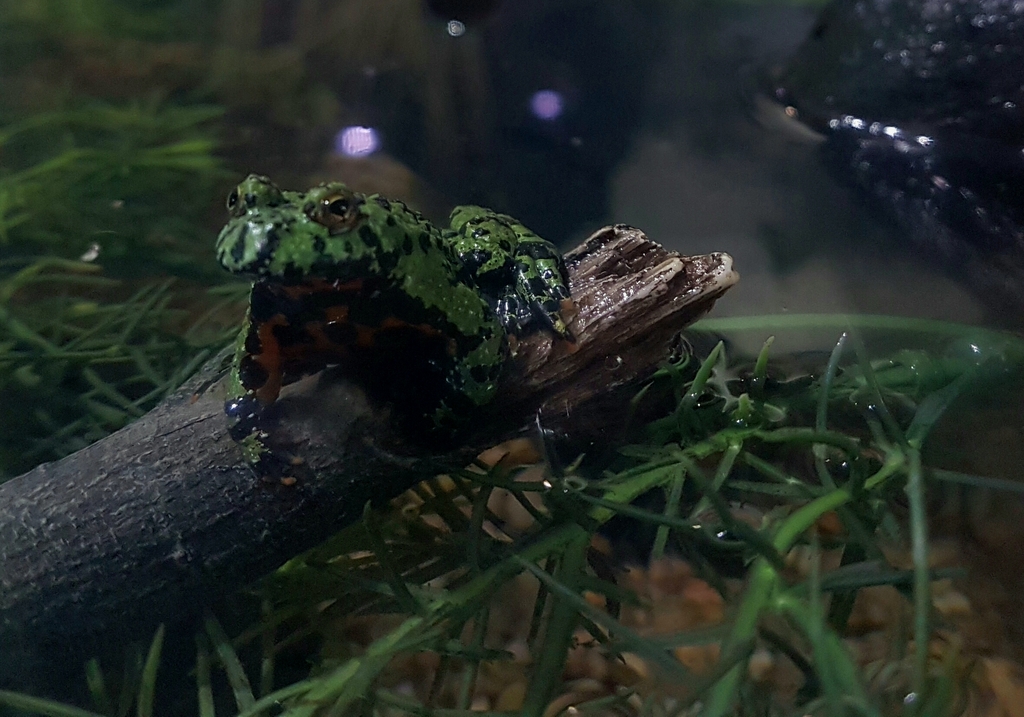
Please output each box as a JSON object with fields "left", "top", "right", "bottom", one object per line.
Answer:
{"left": 0, "top": 0, "right": 678, "bottom": 477}
{"left": 0, "top": 0, "right": 227, "bottom": 477}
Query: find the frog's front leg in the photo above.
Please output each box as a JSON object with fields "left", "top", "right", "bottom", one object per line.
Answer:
{"left": 448, "top": 206, "right": 574, "bottom": 340}
{"left": 224, "top": 296, "right": 303, "bottom": 483}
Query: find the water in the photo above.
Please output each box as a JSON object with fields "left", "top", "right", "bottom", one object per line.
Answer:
{"left": 3, "top": 0, "right": 1024, "bottom": 711}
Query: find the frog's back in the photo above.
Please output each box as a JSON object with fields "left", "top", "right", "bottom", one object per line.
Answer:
{"left": 362, "top": 195, "right": 451, "bottom": 266}
{"left": 355, "top": 195, "right": 503, "bottom": 337}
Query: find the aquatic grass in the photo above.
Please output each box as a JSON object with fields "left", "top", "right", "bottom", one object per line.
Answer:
{"left": 0, "top": 627, "right": 167, "bottom": 717}
{"left": 0, "top": 692, "right": 108, "bottom": 717}
{"left": 0, "top": 259, "right": 237, "bottom": 478}
{"left": 237, "top": 318, "right": 1002, "bottom": 715}
{"left": 693, "top": 312, "right": 1024, "bottom": 342}
{"left": 0, "top": 56, "right": 234, "bottom": 474}
{"left": 204, "top": 614, "right": 256, "bottom": 713}
{"left": 0, "top": 99, "right": 227, "bottom": 280}
{"left": 6, "top": 314, "right": 1020, "bottom": 716}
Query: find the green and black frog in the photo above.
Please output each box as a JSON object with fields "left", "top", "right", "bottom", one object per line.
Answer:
{"left": 216, "top": 174, "right": 575, "bottom": 481}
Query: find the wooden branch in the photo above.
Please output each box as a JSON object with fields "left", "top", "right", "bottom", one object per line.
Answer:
{"left": 0, "top": 226, "right": 737, "bottom": 699}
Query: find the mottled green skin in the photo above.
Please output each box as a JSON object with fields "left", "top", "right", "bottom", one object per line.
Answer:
{"left": 216, "top": 174, "right": 572, "bottom": 477}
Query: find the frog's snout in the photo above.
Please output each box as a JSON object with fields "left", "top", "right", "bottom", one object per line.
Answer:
{"left": 216, "top": 220, "right": 273, "bottom": 276}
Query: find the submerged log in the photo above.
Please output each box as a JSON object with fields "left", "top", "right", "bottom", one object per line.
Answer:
{"left": 0, "top": 226, "right": 737, "bottom": 700}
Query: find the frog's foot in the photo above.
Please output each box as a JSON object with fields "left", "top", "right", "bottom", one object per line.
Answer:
{"left": 225, "top": 394, "right": 305, "bottom": 486}
{"left": 253, "top": 451, "right": 306, "bottom": 487}
{"left": 495, "top": 290, "right": 576, "bottom": 341}
{"left": 512, "top": 243, "right": 575, "bottom": 341}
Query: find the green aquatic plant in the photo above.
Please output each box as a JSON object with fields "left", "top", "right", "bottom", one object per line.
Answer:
{"left": 0, "top": 101, "right": 226, "bottom": 278}
{"left": 0, "top": 1, "right": 227, "bottom": 272}
{"left": 2, "top": 315, "right": 1019, "bottom": 715}
{"left": 250, "top": 318, "right": 1018, "bottom": 716}
{"left": 0, "top": 2, "right": 237, "bottom": 477}
{"left": 0, "top": 259, "right": 239, "bottom": 479}
{"left": 0, "top": 99, "right": 232, "bottom": 477}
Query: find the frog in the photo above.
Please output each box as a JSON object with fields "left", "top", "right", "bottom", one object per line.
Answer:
{"left": 215, "top": 174, "right": 575, "bottom": 481}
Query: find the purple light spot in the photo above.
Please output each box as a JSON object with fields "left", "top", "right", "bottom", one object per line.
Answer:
{"left": 530, "top": 90, "right": 564, "bottom": 120}
{"left": 334, "top": 126, "right": 380, "bottom": 157}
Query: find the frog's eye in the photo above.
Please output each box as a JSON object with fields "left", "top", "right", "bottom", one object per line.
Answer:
{"left": 312, "top": 192, "right": 362, "bottom": 232}
{"left": 226, "top": 188, "right": 243, "bottom": 217}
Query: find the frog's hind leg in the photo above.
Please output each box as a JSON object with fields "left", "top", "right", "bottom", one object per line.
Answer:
{"left": 490, "top": 214, "right": 575, "bottom": 340}
{"left": 448, "top": 207, "right": 575, "bottom": 341}
{"left": 510, "top": 236, "right": 575, "bottom": 341}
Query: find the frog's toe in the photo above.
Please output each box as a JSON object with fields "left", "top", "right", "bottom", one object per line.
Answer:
{"left": 253, "top": 450, "right": 305, "bottom": 486}
{"left": 225, "top": 395, "right": 263, "bottom": 443}
{"left": 512, "top": 255, "right": 574, "bottom": 340}
{"left": 495, "top": 293, "right": 533, "bottom": 335}
{"left": 532, "top": 292, "right": 576, "bottom": 342}
{"left": 548, "top": 314, "right": 574, "bottom": 342}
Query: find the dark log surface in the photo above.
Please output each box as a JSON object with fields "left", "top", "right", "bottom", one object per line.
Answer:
{"left": 0, "top": 226, "right": 737, "bottom": 699}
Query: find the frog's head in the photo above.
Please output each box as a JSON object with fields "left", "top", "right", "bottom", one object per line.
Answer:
{"left": 216, "top": 175, "right": 365, "bottom": 279}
